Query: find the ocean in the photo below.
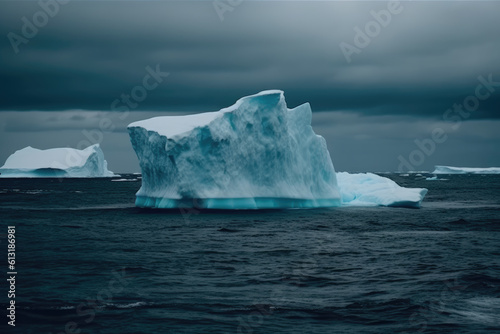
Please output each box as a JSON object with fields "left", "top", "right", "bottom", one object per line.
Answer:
{"left": 1, "top": 174, "right": 499, "bottom": 334}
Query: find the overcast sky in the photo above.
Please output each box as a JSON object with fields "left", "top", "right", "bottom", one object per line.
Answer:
{"left": 0, "top": 0, "right": 499, "bottom": 172}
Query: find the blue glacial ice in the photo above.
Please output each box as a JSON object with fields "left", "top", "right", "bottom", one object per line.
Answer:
{"left": 0, "top": 144, "right": 115, "bottom": 178}
{"left": 128, "top": 90, "right": 427, "bottom": 209}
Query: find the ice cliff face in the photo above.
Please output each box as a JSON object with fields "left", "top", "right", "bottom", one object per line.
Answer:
{"left": 0, "top": 144, "right": 115, "bottom": 178}
{"left": 128, "top": 90, "right": 341, "bottom": 209}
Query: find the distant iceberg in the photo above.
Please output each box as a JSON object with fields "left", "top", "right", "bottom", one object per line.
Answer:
{"left": 433, "top": 165, "right": 500, "bottom": 174}
{"left": 0, "top": 144, "right": 115, "bottom": 178}
{"left": 128, "top": 90, "right": 427, "bottom": 209}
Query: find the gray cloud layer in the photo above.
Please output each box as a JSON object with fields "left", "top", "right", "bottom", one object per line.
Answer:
{"left": 1, "top": 1, "right": 499, "bottom": 118}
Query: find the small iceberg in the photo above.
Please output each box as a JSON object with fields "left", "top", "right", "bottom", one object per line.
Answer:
{"left": 433, "top": 165, "right": 500, "bottom": 174}
{"left": 337, "top": 172, "right": 427, "bottom": 208}
{"left": 0, "top": 144, "right": 115, "bottom": 178}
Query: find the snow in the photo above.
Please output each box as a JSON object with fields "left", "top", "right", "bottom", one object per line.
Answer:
{"left": 128, "top": 90, "right": 284, "bottom": 139}
{"left": 0, "top": 144, "right": 115, "bottom": 178}
{"left": 433, "top": 166, "right": 500, "bottom": 174}
{"left": 337, "top": 172, "right": 427, "bottom": 208}
{"left": 128, "top": 90, "right": 427, "bottom": 209}
{"left": 129, "top": 112, "right": 221, "bottom": 140}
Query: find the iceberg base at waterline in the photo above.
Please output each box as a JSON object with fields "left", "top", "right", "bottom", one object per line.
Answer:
{"left": 135, "top": 196, "right": 340, "bottom": 210}
{"left": 134, "top": 172, "right": 428, "bottom": 209}
{"left": 0, "top": 144, "right": 116, "bottom": 178}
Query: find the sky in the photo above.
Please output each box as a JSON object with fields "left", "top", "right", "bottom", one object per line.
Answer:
{"left": 0, "top": 0, "right": 499, "bottom": 173}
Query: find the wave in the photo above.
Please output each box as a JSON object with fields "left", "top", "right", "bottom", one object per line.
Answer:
{"left": 443, "top": 297, "right": 500, "bottom": 326}
{"left": 19, "top": 301, "right": 153, "bottom": 312}
{"left": 0, "top": 189, "right": 84, "bottom": 195}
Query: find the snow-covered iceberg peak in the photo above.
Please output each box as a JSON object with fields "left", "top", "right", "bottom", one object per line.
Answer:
{"left": 0, "top": 144, "right": 115, "bottom": 178}
{"left": 433, "top": 165, "right": 500, "bottom": 174}
{"left": 128, "top": 90, "right": 341, "bottom": 209}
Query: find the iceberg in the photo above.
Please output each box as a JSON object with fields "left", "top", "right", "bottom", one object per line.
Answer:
{"left": 433, "top": 165, "right": 500, "bottom": 174}
{"left": 128, "top": 90, "right": 427, "bottom": 209}
{"left": 337, "top": 172, "right": 427, "bottom": 208}
{"left": 0, "top": 144, "right": 115, "bottom": 178}
{"left": 128, "top": 90, "right": 340, "bottom": 209}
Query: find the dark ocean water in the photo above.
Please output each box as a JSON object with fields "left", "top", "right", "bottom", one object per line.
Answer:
{"left": 1, "top": 174, "right": 499, "bottom": 334}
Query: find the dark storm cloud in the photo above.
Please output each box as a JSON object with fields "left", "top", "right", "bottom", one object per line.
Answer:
{"left": 0, "top": 1, "right": 499, "bottom": 118}
{"left": 0, "top": 110, "right": 188, "bottom": 133}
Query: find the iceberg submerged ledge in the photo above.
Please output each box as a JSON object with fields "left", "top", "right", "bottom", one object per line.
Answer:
{"left": 135, "top": 197, "right": 340, "bottom": 210}
{"left": 0, "top": 144, "right": 115, "bottom": 178}
{"left": 128, "top": 90, "right": 427, "bottom": 209}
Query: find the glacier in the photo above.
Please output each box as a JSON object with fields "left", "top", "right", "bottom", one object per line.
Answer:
{"left": 433, "top": 165, "right": 500, "bottom": 174}
{"left": 0, "top": 144, "right": 115, "bottom": 178}
{"left": 128, "top": 90, "right": 427, "bottom": 209}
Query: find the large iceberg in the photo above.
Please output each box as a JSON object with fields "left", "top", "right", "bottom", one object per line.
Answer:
{"left": 129, "top": 90, "right": 340, "bottom": 209}
{"left": 433, "top": 165, "right": 500, "bottom": 174}
{"left": 0, "top": 144, "right": 115, "bottom": 178}
{"left": 128, "top": 90, "right": 426, "bottom": 209}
